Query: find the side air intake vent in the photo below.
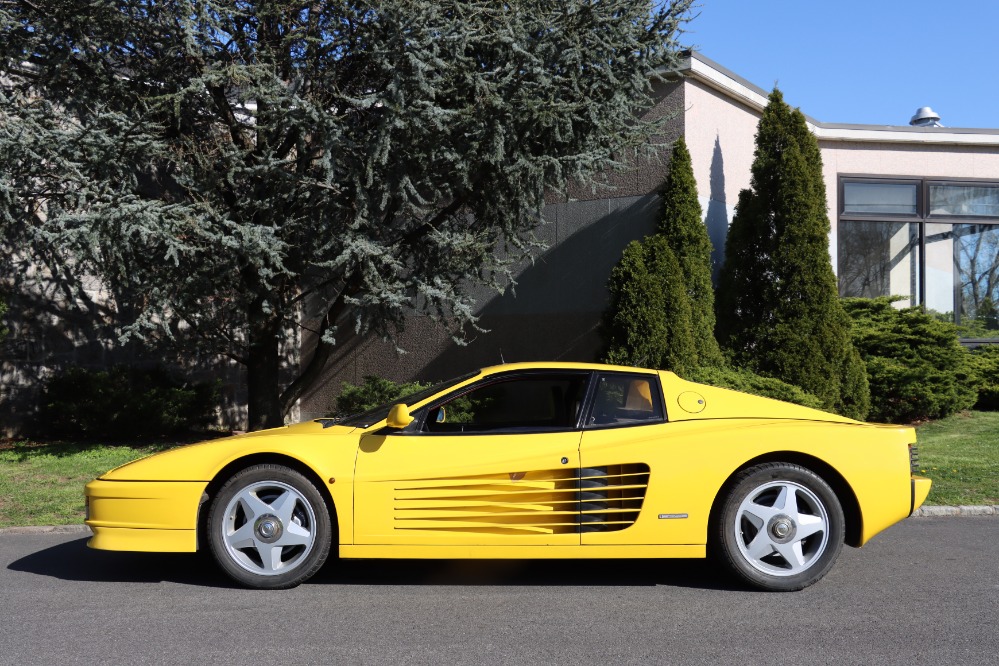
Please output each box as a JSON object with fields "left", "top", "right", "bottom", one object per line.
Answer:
{"left": 577, "top": 465, "right": 651, "bottom": 532}
{"left": 392, "top": 463, "right": 651, "bottom": 535}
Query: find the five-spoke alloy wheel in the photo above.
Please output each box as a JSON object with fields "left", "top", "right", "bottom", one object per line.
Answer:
{"left": 208, "top": 464, "right": 332, "bottom": 589}
{"left": 716, "top": 463, "right": 844, "bottom": 592}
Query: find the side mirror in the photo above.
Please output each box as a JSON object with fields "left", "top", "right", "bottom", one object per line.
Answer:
{"left": 386, "top": 403, "right": 414, "bottom": 429}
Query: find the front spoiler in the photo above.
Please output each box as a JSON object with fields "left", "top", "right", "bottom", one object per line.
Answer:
{"left": 85, "top": 478, "right": 205, "bottom": 552}
{"left": 88, "top": 525, "right": 196, "bottom": 552}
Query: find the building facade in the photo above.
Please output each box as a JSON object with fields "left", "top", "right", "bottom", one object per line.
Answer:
{"left": 299, "top": 53, "right": 999, "bottom": 421}
{"left": 4, "top": 53, "right": 998, "bottom": 431}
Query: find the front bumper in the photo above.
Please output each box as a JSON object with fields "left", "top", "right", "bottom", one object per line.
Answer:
{"left": 84, "top": 479, "right": 207, "bottom": 553}
{"left": 911, "top": 475, "right": 932, "bottom": 515}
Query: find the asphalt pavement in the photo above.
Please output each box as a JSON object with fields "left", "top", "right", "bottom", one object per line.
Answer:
{"left": 1, "top": 516, "right": 997, "bottom": 666}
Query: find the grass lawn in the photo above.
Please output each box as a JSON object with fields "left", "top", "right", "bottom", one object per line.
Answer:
{"left": 0, "top": 412, "right": 996, "bottom": 528}
{"left": 915, "top": 410, "right": 999, "bottom": 506}
{"left": 0, "top": 441, "right": 175, "bottom": 528}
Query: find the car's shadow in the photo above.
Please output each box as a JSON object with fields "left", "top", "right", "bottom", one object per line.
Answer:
{"left": 8, "top": 536, "right": 744, "bottom": 591}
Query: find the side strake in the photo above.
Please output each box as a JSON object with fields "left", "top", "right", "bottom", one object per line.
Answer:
{"left": 390, "top": 464, "right": 651, "bottom": 536}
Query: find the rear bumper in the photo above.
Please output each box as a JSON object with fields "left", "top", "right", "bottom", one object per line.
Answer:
{"left": 85, "top": 478, "right": 205, "bottom": 552}
{"left": 910, "top": 475, "right": 932, "bottom": 515}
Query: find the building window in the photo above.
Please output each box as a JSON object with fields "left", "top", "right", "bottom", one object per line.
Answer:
{"left": 838, "top": 176, "right": 999, "bottom": 339}
{"left": 929, "top": 184, "right": 999, "bottom": 217}
{"left": 843, "top": 181, "right": 918, "bottom": 215}
{"left": 838, "top": 220, "right": 919, "bottom": 302}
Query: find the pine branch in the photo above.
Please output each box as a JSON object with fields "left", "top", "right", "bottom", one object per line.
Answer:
{"left": 208, "top": 84, "right": 253, "bottom": 152}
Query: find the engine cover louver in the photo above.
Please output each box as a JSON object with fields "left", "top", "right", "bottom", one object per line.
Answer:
{"left": 393, "top": 464, "right": 651, "bottom": 535}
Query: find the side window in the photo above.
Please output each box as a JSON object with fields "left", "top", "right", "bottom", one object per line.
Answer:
{"left": 423, "top": 374, "right": 588, "bottom": 434}
{"left": 588, "top": 374, "right": 663, "bottom": 427}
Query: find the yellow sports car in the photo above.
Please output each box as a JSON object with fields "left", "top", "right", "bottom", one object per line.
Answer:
{"left": 85, "top": 362, "right": 931, "bottom": 591}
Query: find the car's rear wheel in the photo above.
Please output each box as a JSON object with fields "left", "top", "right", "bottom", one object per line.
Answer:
{"left": 208, "top": 464, "right": 332, "bottom": 589}
{"left": 715, "top": 463, "right": 844, "bottom": 592}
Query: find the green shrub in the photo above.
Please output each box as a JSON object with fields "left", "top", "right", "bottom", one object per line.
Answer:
{"left": 844, "top": 297, "right": 977, "bottom": 423}
{"left": 38, "top": 365, "right": 219, "bottom": 440}
{"left": 836, "top": 345, "right": 873, "bottom": 422}
{"left": 965, "top": 345, "right": 999, "bottom": 410}
{"left": 603, "top": 235, "right": 696, "bottom": 375}
{"left": 330, "top": 376, "right": 429, "bottom": 417}
{"left": 684, "top": 366, "right": 825, "bottom": 411}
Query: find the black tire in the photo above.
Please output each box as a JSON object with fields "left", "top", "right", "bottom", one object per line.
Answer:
{"left": 208, "top": 464, "right": 332, "bottom": 589}
{"left": 714, "top": 463, "right": 844, "bottom": 592}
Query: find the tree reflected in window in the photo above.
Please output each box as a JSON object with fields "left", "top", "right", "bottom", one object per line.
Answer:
{"left": 838, "top": 221, "right": 918, "bottom": 304}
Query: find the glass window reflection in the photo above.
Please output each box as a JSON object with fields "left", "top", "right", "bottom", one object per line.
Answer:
{"left": 930, "top": 185, "right": 999, "bottom": 217}
{"left": 838, "top": 221, "right": 918, "bottom": 304}
{"left": 843, "top": 182, "right": 918, "bottom": 215}
{"left": 839, "top": 177, "right": 999, "bottom": 339}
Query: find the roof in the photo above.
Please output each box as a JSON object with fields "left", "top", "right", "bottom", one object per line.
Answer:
{"left": 477, "top": 361, "right": 658, "bottom": 375}
{"left": 677, "top": 52, "right": 999, "bottom": 147}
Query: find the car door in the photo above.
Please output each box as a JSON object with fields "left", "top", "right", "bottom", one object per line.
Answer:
{"left": 577, "top": 371, "right": 666, "bottom": 545}
{"left": 353, "top": 371, "right": 589, "bottom": 546}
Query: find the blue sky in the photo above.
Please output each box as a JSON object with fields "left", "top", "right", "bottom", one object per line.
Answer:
{"left": 685, "top": 1, "right": 998, "bottom": 129}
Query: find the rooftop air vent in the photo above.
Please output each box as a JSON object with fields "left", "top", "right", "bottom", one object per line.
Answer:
{"left": 910, "top": 106, "right": 943, "bottom": 127}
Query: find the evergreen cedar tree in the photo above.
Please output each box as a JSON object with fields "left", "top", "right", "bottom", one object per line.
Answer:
{"left": 0, "top": 0, "right": 694, "bottom": 430}
{"left": 603, "top": 136, "right": 714, "bottom": 375}
{"left": 715, "top": 89, "right": 870, "bottom": 420}
{"left": 658, "top": 136, "right": 723, "bottom": 367}
{"left": 604, "top": 235, "right": 696, "bottom": 375}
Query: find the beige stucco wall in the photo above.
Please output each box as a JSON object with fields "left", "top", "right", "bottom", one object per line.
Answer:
{"left": 683, "top": 79, "right": 758, "bottom": 210}
{"left": 681, "top": 78, "right": 760, "bottom": 272}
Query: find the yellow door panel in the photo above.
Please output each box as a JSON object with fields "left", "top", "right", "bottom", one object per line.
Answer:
{"left": 354, "top": 431, "right": 582, "bottom": 546}
{"left": 579, "top": 424, "right": 683, "bottom": 545}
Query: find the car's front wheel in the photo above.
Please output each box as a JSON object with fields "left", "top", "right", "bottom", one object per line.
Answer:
{"left": 208, "top": 464, "right": 332, "bottom": 589}
{"left": 715, "top": 463, "right": 844, "bottom": 592}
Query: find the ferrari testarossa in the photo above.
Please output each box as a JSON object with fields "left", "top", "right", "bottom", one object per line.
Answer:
{"left": 85, "top": 362, "right": 931, "bottom": 591}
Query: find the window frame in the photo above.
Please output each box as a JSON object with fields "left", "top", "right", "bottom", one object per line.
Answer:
{"left": 393, "top": 369, "right": 667, "bottom": 436}
{"left": 580, "top": 371, "right": 666, "bottom": 431}
{"left": 409, "top": 369, "right": 595, "bottom": 436}
{"left": 839, "top": 174, "right": 999, "bottom": 334}
{"left": 840, "top": 178, "right": 921, "bottom": 219}
{"left": 926, "top": 179, "right": 999, "bottom": 220}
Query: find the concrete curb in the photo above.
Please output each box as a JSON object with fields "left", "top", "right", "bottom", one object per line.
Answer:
{"left": 912, "top": 505, "right": 999, "bottom": 517}
{"left": 0, "top": 524, "right": 91, "bottom": 535}
{"left": 1, "top": 507, "right": 997, "bottom": 535}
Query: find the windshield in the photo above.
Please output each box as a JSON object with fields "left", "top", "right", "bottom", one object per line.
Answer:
{"left": 334, "top": 371, "right": 480, "bottom": 428}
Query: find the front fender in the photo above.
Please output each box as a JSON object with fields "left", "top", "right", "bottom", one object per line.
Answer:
{"left": 89, "top": 423, "right": 362, "bottom": 550}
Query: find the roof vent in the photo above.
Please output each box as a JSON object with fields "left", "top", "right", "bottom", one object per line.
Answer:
{"left": 910, "top": 106, "right": 943, "bottom": 127}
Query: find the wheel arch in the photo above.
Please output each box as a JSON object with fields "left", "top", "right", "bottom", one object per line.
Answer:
{"left": 708, "top": 451, "right": 863, "bottom": 549}
{"left": 196, "top": 453, "right": 339, "bottom": 552}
